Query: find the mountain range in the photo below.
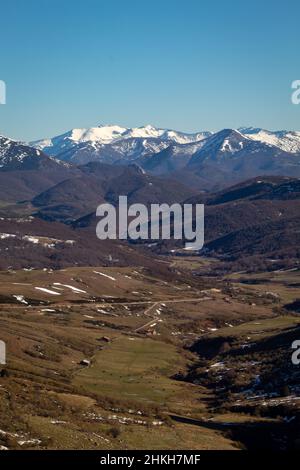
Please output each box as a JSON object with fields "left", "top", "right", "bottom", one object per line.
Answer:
{"left": 28, "top": 124, "right": 300, "bottom": 191}
{"left": 0, "top": 124, "right": 299, "bottom": 192}
{"left": 0, "top": 123, "right": 300, "bottom": 272}
{"left": 1, "top": 124, "right": 300, "bottom": 196}
{"left": 0, "top": 124, "right": 297, "bottom": 165}
{"left": 31, "top": 124, "right": 212, "bottom": 165}
{"left": 31, "top": 125, "right": 300, "bottom": 162}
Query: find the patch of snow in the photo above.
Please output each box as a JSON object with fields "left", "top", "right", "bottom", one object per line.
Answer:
{"left": 0, "top": 233, "right": 16, "bottom": 240}
{"left": 35, "top": 287, "right": 61, "bottom": 295}
{"left": 52, "top": 282, "right": 87, "bottom": 294}
{"left": 93, "top": 271, "right": 116, "bottom": 281}
{"left": 13, "top": 295, "right": 28, "bottom": 305}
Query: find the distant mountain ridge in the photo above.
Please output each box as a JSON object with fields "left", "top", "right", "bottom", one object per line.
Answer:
{"left": 148, "top": 176, "right": 300, "bottom": 273}
{"left": 239, "top": 127, "right": 300, "bottom": 153}
{"left": 0, "top": 128, "right": 299, "bottom": 274}
{"left": 30, "top": 125, "right": 300, "bottom": 165}
{"left": 0, "top": 135, "right": 69, "bottom": 171}
{"left": 0, "top": 135, "right": 79, "bottom": 201}
{"left": 1, "top": 125, "right": 300, "bottom": 201}
{"left": 141, "top": 128, "right": 300, "bottom": 190}
{"left": 31, "top": 124, "right": 212, "bottom": 165}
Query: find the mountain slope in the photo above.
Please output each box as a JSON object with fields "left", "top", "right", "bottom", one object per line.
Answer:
{"left": 185, "top": 129, "right": 300, "bottom": 189}
{"left": 241, "top": 127, "right": 300, "bottom": 154}
{"left": 32, "top": 176, "right": 107, "bottom": 222}
{"left": 0, "top": 216, "right": 158, "bottom": 270}
{"left": 139, "top": 140, "right": 206, "bottom": 174}
{"left": 147, "top": 176, "right": 300, "bottom": 272}
{"left": 29, "top": 125, "right": 300, "bottom": 191}
{"left": 0, "top": 135, "right": 69, "bottom": 171}
{"left": 200, "top": 177, "right": 300, "bottom": 271}
{"left": 0, "top": 136, "right": 78, "bottom": 202}
{"left": 139, "top": 129, "right": 300, "bottom": 190}
{"left": 31, "top": 163, "right": 196, "bottom": 223}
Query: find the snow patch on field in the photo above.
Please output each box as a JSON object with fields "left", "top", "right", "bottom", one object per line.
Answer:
{"left": 35, "top": 287, "right": 61, "bottom": 295}
{"left": 0, "top": 233, "right": 16, "bottom": 240}
{"left": 93, "top": 271, "right": 116, "bottom": 281}
{"left": 13, "top": 295, "right": 28, "bottom": 305}
{"left": 53, "top": 282, "right": 87, "bottom": 294}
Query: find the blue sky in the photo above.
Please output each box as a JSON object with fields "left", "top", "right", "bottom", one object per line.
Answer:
{"left": 0, "top": 0, "right": 299, "bottom": 141}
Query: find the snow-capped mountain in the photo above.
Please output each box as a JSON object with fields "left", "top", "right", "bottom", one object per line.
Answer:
{"left": 31, "top": 124, "right": 212, "bottom": 164}
{"left": 0, "top": 135, "right": 69, "bottom": 171}
{"left": 188, "top": 128, "right": 289, "bottom": 165}
{"left": 190, "top": 128, "right": 251, "bottom": 160}
{"left": 141, "top": 129, "right": 265, "bottom": 174}
{"left": 240, "top": 127, "right": 300, "bottom": 154}
{"left": 2, "top": 124, "right": 300, "bottom": 193}
{"left": 31, "top": 124, "right": 300, "bottom": 167}
{"left": 140, "top": 128, "right": 300, "bottom": 190}
{"left": 185, "top": 128, "right": 300, "bottom": 189}
{"left": 0, "top": 135, "right": 77, "bottom": 202}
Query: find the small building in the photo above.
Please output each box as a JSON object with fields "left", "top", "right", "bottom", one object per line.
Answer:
{"left": 146, "top": 329, "right": 157, "bottom": 336}
{"left": 101, "top": 336, "right": 111, "bottom": 343}
{"left": 80, "top": 359, "right": 91, "bottom": 367}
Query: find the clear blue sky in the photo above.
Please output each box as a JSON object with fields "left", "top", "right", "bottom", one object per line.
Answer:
{"left": 0, "top": 0, "right": 299, "bottom": 141}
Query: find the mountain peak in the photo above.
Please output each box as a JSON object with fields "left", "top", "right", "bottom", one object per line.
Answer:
{"left": 196, "top": 128, "right": 250, "bottom": 156}
{"left": 0, "top": 135, "right": 68, "bottom": 171}
{"left": 30, "top": 124, "right": 212, "bottom": 164}
{"left": 27, "top": 124, "right": 300, "bottom": 168}
{"left": 241, "top": 127, "right": 300, "bottom": 153}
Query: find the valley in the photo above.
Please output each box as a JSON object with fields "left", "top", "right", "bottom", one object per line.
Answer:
{"left": 1, "top": 0, "right": 299, "bottom": 456}
{"left": 0, "top": 262, "right": 300, "bottom": 450}
{"left": 0, "top": 125, "right": 300, "bottom": 450}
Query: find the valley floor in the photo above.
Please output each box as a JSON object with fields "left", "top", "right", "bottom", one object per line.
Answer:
{"left": 0, "top": 260, "right": 300, "bottom": 450}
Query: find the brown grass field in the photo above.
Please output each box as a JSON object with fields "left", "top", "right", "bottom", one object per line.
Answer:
{"left": 0, "top": 261, "right": 299, "bottom": 449}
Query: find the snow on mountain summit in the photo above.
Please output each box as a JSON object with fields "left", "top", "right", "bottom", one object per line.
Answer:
{"left": 123, "top": 124, "right": 165, "bottom": 139}
{"left": 32, "top": 125, "right": 128, "bottom": 151}
{"left": 30, "top": 124, "right": 212, "bottom": 164}
{"left": 0, "top": 135, "right": 68, "bottom": 170}
{"left": 32, "top": 124, "right": 210, "bottom": 148}
{"left": 240, "top": 128, "right": 300, "bottom": 153}
{"left": 69, "top": 125, "right": 128, "bottom": 143}
{"left": 29, "top": 125, "right": 300, "bottom": 167}
{"left": 195, "top": 129, "right": 250, "bottom": 155}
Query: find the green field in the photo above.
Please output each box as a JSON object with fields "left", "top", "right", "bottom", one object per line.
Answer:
{"left": 74, "top": 336, "right": 190, "bottom": 407}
